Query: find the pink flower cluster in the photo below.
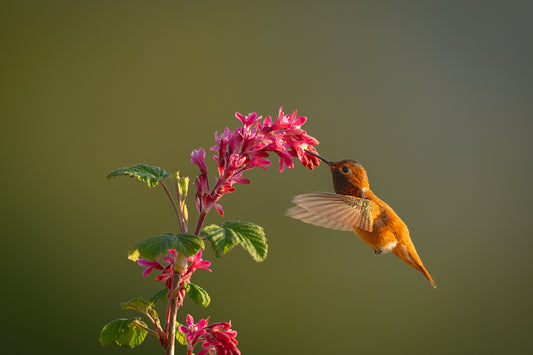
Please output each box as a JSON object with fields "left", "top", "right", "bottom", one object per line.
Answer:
{"left": 179, "top": 314, "right": 240, "bottom": 355}
{"left": 138, "top": 250, "right": 212, "bottom": 290}
{"left": 191, "top": 107, "right": 321, "bottom": 216}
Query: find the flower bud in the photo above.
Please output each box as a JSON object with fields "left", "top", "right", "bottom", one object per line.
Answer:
{"left": 174, "top": 251, "right": 189, "bottom": 273}
{"left": 183, "top": 204, "right": 188, "bottom": 222}
{"left": 180, "top": 176, "right": 190, "bottom": 197}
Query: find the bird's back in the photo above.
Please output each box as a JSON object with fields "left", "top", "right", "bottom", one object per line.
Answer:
{"left": 356, "top": 189, "right": 436, "bottom": 288}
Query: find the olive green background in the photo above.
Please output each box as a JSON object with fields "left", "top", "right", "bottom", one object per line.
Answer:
{"left": 2, "top": 1, "right": 532, "bottom": 354}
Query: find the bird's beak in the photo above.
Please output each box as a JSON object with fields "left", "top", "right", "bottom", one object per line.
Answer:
{"left": 305, "top": 150, "right": 333, "bottom": 166}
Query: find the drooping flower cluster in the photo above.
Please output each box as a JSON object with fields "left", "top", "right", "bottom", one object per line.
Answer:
{"left": 138, "top": 250, "right": 212, "bottom": 290}
{"left": 191, "top": 107, "right": 321, "bottom": 216}
{"left": 179, "top": 314, "right": 240, "bottom": 355}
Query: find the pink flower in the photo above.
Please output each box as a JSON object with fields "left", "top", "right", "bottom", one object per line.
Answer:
{"left": 235, "top": 111, "right": 260, "bottom": 127}
{"left": 191, "top": 148, "right": 208, "bottom": 174}
{"left": 188, "top": 250, "right": 212, "bottom": 273}
{"left": 181, "top": 250, "right": 212, "bottom": 284}
{"left": 192, "top": 148, "right": 212, "bottom": 213}
{"left": 198, "top": 321, "right": 240, "bottom": 355}
{"left": 137, "top": 249, "right": 212, "bottom": 290}
{"left": 138, "top": 256, "right": 174, "bottom": 289}
{"left": 191, "top": 107, "right": 320, "bottom": 216}
{"left": 138, "top": 250, "right": 178, "bottom": 289}
{"left": 137, "top": 259, "right": 164, "bottom": 277}
{"left": 179, "top": 314, "right": 240, "bottom": 355}
{"left": 179, "top": 314, "right": 208, "bottom": 343}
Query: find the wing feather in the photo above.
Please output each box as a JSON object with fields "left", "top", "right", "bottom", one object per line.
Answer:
{"left": 285, "top": 206, "right": 354, "bottom": 231}
{"left": 286, "top": 192, "right": 377, "bottom": 232}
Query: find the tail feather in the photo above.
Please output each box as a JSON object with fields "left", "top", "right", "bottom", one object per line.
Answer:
{"left": 392, "top": 245, "right": 436, "bottom": 288}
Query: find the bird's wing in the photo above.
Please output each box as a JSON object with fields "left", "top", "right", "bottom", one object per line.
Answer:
{"left": 286, "top": 192, "right": 378, "bottom": 232}
{"left": 285, "top": 205, "right": 355, "bottom": 231}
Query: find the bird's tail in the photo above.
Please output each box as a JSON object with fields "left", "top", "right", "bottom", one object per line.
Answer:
{"left": 392, "top": 244, "right": 436, "bottom": 288}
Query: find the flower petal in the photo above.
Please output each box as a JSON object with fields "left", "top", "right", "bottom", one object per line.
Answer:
{"left": 215, "top": 203, "right": 224, "bottom": 216}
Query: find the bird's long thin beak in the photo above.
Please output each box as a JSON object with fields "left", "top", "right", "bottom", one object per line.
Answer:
{"left": 305, "top": 150, "right": 333, "bottom": 166}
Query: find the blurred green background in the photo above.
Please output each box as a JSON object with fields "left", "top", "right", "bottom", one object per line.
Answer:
{"left": 2, "top": 1, "right": 532, "bottom": 354}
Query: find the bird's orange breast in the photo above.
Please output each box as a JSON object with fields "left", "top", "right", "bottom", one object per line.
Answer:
{"left": 352, "top": 190, "right": 403, "bottom": 254}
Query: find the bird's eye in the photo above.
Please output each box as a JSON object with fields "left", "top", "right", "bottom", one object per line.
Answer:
{"left": 341, "top": 166, "right": 350, "bottom": 173}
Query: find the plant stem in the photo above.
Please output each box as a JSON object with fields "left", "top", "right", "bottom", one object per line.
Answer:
{"left": 143, "top": 309, "right": 165, "bottom": 339}
{"left": 165, "top": 272, "right": 182, "bottom": 355}
{"left": 174, "top": 180, "right": 188, "bottom": 233}
{"left": 160, "top": 180, "right": 186, "bottom": 232}
{"left": 194, "top": 211, "right": 207, "bottom": 236}
{"left": 133, "top": 319, "right": 158, "bottom": 337}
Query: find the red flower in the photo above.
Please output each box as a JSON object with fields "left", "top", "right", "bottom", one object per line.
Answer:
{"left": 179, "top": 314, "right": 240, "bottom": 355}
{"left": 191, "top": 107, "right": 320, "bottom": 216}
{"left": 179, "top": 314, "right": 208, "bottom": 343}
{"left": 188, "top": 250, "right": 212, "bottom": 273}
{"left": 137, "top": 250, "right": 212, "bottom": 290}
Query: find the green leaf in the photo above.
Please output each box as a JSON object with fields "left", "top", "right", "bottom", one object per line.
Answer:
{"left": 107, "top": 164, "right": 170, "bottom": 188}
{"left": 99, "top": 318, "right": 148, "bottom": 348}
{"left": 175, "top": 322, "right": 187, "bottom": 345}
{"left": 201, "top": 221, "right": 268, "bottom": 262}
{"left": 120, "top": 297, "right": 158, "bottom": 320}
{"left": 201, "top": 224, "right": 239, "bottom": 257}
{"left": 120, "top": 297, "right": 151, "bottom": 312}
{"left": 150, "top": 288, "right": 169, "bottom": 306}
{"left": 224, "top": 221, "right": 267, "bottom": 262}
{"left": 183, "top": 282, "right": 211, "bottom": 308}
{"left": 128, "top": 233, "right": 204, "bottom": 262}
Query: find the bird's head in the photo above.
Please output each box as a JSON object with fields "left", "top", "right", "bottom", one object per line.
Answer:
{"left": 306, "top": 151, "right": 369, "bottom": 195}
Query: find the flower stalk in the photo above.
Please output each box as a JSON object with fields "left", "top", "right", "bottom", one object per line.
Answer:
{"left": 190, "top": 107, "right": 320, "bottom": 234}
{"left": 166, "top": 272, "right": 182, "bottom": 355}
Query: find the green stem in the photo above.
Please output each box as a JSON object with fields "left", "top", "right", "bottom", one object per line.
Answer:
{"left": 133, "top": 319, "right": 158, "bottom": 337}
{"left": 174, "top": 179, "right": 188, "bottom": 233}
{"left": 142, "top": 309, "right": 164, "bottom": 338}
{"left": 160, "top": 180, "right": 186, "bottom": 233}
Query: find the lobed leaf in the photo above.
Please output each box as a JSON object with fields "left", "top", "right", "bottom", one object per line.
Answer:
{"left": 200, "top": 224, "right": 239, "bottom": 257}
{"left": 224, "top": 221, "right": 268, "bottom": 262}
{"left": 120, "top": 297, "right": 158, "bottom": 321}
{"left": 107, "top": 164, "right": 170, "bottom": 188}
{"left": 120, "top": 297, "right": 151, "bottom": 313}
{"left": 175, "top": 322, "right": 187, "bottom": 345}
{"left": 183, "top": 282, "right": 211, "bottom": 308}
{"left": 150, "top": 288, "right": 169, "bottom": 306}
{"left": 99, "top": 318, "right": 148, "bottom": 348}
{"left": 201, "top": 221, "right": 267, "bottom": 262}
{"left": 128, "top": 233, "right": 204, "bottom": 262}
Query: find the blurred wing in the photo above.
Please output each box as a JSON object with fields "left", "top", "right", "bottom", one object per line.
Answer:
{"left": 285, "top": 205, "right": 354, "bottom": 231}
{"left": 286, "top": 192, "right": 377, "bottom": 232}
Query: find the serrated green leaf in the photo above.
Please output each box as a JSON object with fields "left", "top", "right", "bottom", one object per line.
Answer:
{"left": 128, "top": 233, "right": 204, "bottom": 262}
{"left": 224, "top": 221, "right": 268, "bottom": 262}
{"left": 175, "top": 322, "right": 187, "bottom": 345}
{"left": 150, "top": 288, "right": 169, "bottom": 306}
{"left": 183, "top": 282, "right": 211, "bottom": 308}
{"left": 107, "top": 164, "right": 170, "bottom": 188}
{"left": 201, "top": 224, "right": 239, "bottom": 257}
{"left": 201, "top": 221, "right": 268, "bottom": 261}
{"left": 120, "top": 297, "right": 159, "bottom": 321}
{"left": 120, "top": 297, "right": 151, "bottom": 313}
{"left": 99, "top": 318, "right": 148, "bottom": 348}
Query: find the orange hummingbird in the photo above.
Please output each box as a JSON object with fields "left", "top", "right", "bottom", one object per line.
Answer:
{"left": 286, "top": 151, "right": 436, "bottom": 288}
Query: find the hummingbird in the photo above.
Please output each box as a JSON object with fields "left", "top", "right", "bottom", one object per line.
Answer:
{"left": 286, "top": 151, "right": 436, "bottom": 288}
